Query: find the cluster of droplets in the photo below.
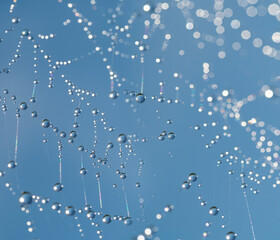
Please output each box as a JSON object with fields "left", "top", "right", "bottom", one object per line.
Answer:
{"left": 2, "top": 0, "right": 280, "bottom": 239}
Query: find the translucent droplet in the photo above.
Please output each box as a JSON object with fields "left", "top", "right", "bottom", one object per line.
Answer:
{"left": 124, "top": 217, "right": 132, "bottom": 225}
{"left": 20, "top": 102, "right": 28, "bottom": 110}
{"left": 201, "top": 201, "right": 207, "bottom": 206}
{"left": 70, "top": 131, "right": 77, "bottom": 138}
{"left": 158, "top": 96, "right": 165, "bottom": 103}
{"left": 129, "top": 91, "right": 136, "bottom": 97}
{"left": 226, "top": 232, "right": 237, "bottom": 240}
{"left": 60, "top": 132, "right": 66, "bottom": 138}
{"left": 12, "top": 17, "right": 20, "bottom": 24}
{"left": 53, "top": 183, "right": 63, "bottom": 192}
{"left": 120, "top": 173, "right": 127, "bottom": 179}
{"left": 109, "top": 91, "right": 118, "bottom": 99}
{"left": 209, "top": 206, "right": 219, "bottom": 216}
{"left": 102, "top": 214, "right": 111, "bottom": 224}
{"left": 52, "top": 202, "right": 61, "bottom": 210}
{"left": 41, "top": 119, "right": 50, "bottom": 128}
{"left": 31, "top": 111, "right": 38, "bottom": 118}
{"left": 162, "top": 131, "right": 167, "bottom": 136}
{"left": 158, "top": 135, "right": 165, "bottom": 141}
{"left": 188, "top": 173, "right": 198, "bottom": 182}
{"left": 7, "top": 160, "right": 17, "bottom": 169}
{"left": 84, "top": 205, "right": 92, "bottom": 211}
{"left": 107, "top": 142, "right": 114, "bottom": 149}
{"left": 164, "top": 204, "right": 174, "bottom": 212}
{"left": 118, "top": 134, "right": 127, "bottom": 143}
{"left": 86, "top": 211, "right": 95, "bottom": 219}
{"left": 29, "top": 97, "right": 36, "bottom": 103}
{"left": 92, "top": 109, "right": 99, "bottom": 115}
{"left": 65, "top": 206, "right": 75, "bottom": 216}
{"left": 182, "top": 181, "right": 191, "bottom": 189}
{"left": 19, "top": 192, "right": 32, "bottom": 207}
{"left": 168, "top": 132, "right": 175, "bottom": 139}
{"left": 21, "top": 29, "right": 30, "bottom": 36}
{"left": 80, "top": 168, "right": 87, "bottom": 175}
{"left": 136, "top": 93, "right": 146, "bottom": 103}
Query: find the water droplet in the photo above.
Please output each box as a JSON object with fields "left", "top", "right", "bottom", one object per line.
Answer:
{"left": 182, "top": 181, "right": 191, "bottom": 189}
{"left": 209, "top": 206, "right": 219, "bottom": 216}
{"left": 120, "top": 173, "right": 127, "bottom": 179}
{"left": 168, "top": 132, "right": 175, "bottom": 139}
{"left": 31, "top": 111, "right": 37, "bottom": 118}
{"left": 118, "top": 134, "right": 127, "bottom": 143}
{"left": 53, "top": 183, "right": 63, "bottom": 192}
{"left": 41, "top": 119, "right": 50, "bottom": 128}
{"left": 136, "top": 93, "right": 146, "bottom": 103}
{"left": 7, "top": 160, "right": 17, "bottom": 169}
{"left": 109, "top": 91, "right": 118, "bottom": 99}
{"left": 52, "top": 202, "right": 61, "bottom": 210}
{"left": 188, "top": 173, "right": 198, "bottom": 182}
{"left": 19, "top": 192, "right": 32, "bottom": 207}
{"left": 102, "top": 214, "right": 111, "bottom": 224}
{"left": 124, "top": 217, "right": 132, "bottom": 225}
{"left": 86, "top": 211, "right": 95, "bottom": 219}
{"left": 80, "top": 168, "right": 87, "bottom": 175}
{"left": 65, "top": 206, "right": 75, "bottom": 216}
{"left": 20, "top": 102, "right": 28, "bottom": 110}
{"left": 226, "top": 232, "right": 237, "bottom": 240}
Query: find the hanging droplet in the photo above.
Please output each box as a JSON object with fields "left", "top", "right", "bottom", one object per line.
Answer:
{"left": 209, "top": 206, "right": 219, "bottom": 216}
{"left": 80, "top": 168, "right": 87, "bottom": 175}
{"left": 109, "top": 91, "right": 118, "bottom": 99}
{"left": 65, "top": 206, "right": 75, "bottom": 216}
{"left": 86, "top": 211, "right": 95, "bottom": 219}
{"left": 41, "top": 119, "right": 50, "bottom": 128}
{"left": 124, "top": 217, "right": 133, "bottom": 225}
{"left": 19, "top": 192, "right": 32, "bottom": 207}
{"left": 188, "top": 173, "right": 198, "bottom": 182}
{"left": 53, "top": 183, "right": 63, "bottom": 192}
{"left": 52, "top": 202, "right": 61, "bottom": 210}
{"left": 20, "top": 102, "right": 28, "bottom": 110}
{"left": 7, "top": 160, "right": 17, "bottom": 169}
{"left": 136, "top": 93, "right": 146, "bottom": 103}
{"left": 118, "top": 134, "right": 127, "bottom": 143}
{"left": 226, "top": 232, "right": 237, "bottom": 240}
{"left": 182, "top": 181, "right": 191, "bottom": 189}
{"left": 102, "top": 214, "right": 111, "bottom": 224}
{"left": 168, "top": 132, "right": 175, "bottom": 140}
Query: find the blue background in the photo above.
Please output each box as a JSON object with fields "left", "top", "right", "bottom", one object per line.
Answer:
{"left": 0, "top": 0, "right": 279, "bottom": 239}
